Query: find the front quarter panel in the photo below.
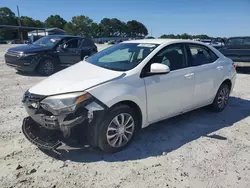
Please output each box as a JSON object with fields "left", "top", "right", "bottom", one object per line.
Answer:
{"left": 87, "top": 73, "right": 148, "bottom": 127}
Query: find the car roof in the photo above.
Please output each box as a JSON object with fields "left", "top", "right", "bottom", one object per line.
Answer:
{"left": 122, "top": 39, "right": 211, "bottom": 46}
{"left": 46, "top": 35, "right": 86, "bottom": 39}
{"left": 227, "top": 36, "right": 250, "bottom": 39}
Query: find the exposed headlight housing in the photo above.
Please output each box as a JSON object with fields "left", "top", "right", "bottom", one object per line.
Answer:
{"left": 40, "top": 92, "right": 92, "bottom": 114}
{"left": 19, "top": 52, "right": 37, "bottom": 58}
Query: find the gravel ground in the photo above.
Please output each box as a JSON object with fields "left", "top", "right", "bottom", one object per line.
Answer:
{"left": 0, "top": 44, "right": 250, "bottom": 188}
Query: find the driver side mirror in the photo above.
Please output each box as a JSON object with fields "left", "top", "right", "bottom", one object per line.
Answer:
{"left": 150, "top": 63, "right": 170, "bottom": 74}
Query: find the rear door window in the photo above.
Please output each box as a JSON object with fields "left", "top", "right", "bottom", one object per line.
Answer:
{"left": 187, "top": 44, "right": 218, "bottom": 66}
{"left": 62, "top": 38, "right": 81, "bottom": 49}
{"left": 81, "top": 38, "right": 95, "bottom": 47}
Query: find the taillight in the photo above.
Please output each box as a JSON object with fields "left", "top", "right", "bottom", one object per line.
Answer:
{"left": 232, "top": 62, "right": 237, "bottom": 69}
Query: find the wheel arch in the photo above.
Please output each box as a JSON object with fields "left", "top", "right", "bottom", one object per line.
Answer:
{"left": 35, "top": 54, "right": 58, "bottom": 71}
{"left": 109, "top": 100, "right": 143, "bottom": 129}
{"left": 221, "top": 79, "right": 232, "bottom": 91}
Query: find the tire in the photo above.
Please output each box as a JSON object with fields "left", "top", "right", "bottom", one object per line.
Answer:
{"left": 98, "top": 104, "right": 140, "bottom": 153}
{"left": 38, "top": 59, "right": 56, "bottom": 76}
{"left": 211, "top": 83, "right": 230, "bottom": 112}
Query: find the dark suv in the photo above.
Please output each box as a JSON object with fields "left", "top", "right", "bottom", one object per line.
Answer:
{"left": 5, "top": 35, "right": 97, "bottom": 75}
{"left": 219, "top": 36, "right": 250, "bottom": 68}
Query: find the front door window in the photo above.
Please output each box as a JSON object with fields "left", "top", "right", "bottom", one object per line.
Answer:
{"left": 149, "top": 44, "right": 187, "bottom": 71}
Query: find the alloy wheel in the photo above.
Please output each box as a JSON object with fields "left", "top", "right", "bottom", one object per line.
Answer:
{"left": 106, "top": 113, "right": 135, "bottom": 148}
{"left": 44, "top": 60, "right": 54, "bottom": 75}
{"left": 217, "top": 87, "right": 229, "bottom": 109}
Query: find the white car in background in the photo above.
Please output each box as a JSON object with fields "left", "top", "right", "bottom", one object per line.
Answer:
{"left": 22, "top": 39, "right": 236, "bottom": 153}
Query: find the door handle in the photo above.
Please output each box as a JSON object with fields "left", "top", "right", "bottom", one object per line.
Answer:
{"left": 184, "top": 73, "right": 194, "bottom": 79}
{"left": 216, "top": 66, "right": 223, "bottom": 71}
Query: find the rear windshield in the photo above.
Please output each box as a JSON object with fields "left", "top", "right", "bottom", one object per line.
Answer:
{"left": 226, "top": 38, "right": 243, "bottom": 46}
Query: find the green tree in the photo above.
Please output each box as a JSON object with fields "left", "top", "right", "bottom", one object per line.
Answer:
{"left": 20, "top": 16, "right": 45, "bottom": 28}
{"left": 126, "top": 20, "right": 148, "bottom": 37}
{"left": 65, "top": 15, "right": 94, "bottom": 36}
{"left": 0, "top": 7, "right": 17, "bottom": 40}
{"left": 180, "top": 33, "right": 190, "bottom": 39}
{"left": 96, "top": 23, "right": 105, "bottom": 37}
{"left": 195, "top": 34, "right": 210, "bottom": 39}
{"left": 160, "top": 34, "right": 176, "bottom": 39}
{"left": 91, "top": 22, "right": 101, "bottom": 37}
{"left": 99, "top": 18, "right": 113, "bottom": 37}
{"left": 34, "top": 20, "right": 45, "bottom": 28}
{"left": 0, "top": 6, "right": 150, "bottom": 39}
{"left": 45, "top": 15, "right": 67, "bottom": 29}
{"left": 160, "top": 33, "right": 212, "bottom": 39}
{"left": 0, "top": 7, "right": 17, "bottom": 25}
{"left": 20, "top": 16, "right": 37, "bottom": 27}
{"left": 64, "top": 22, "right": 76, "bottom": 35}
{"left": 72, "top": 15, "right": 93, "bottom": 36}
{"left": 110, "top": 18, "right": 125, "bottom": 36}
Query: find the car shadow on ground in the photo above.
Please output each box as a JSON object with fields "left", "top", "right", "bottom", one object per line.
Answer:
{"left": 16, "top": 71, "right": 47, "bottom": 77}
{"left": 41, "top": 96, "right": 250, "bottom": 163}
{"left": 15, "top": 67, "right": 65, "bottom": 77}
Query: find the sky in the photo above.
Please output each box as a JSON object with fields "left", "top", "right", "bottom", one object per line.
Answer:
{"left": 1, "top": 0, "right": 250, "bottom": 37}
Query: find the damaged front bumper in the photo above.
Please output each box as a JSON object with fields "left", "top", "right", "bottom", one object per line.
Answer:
{"left": 21, "top": 91, "right": 108, "bottom": 152}
{"left": 22, "top": 116, "right": 65, "bottom": 150}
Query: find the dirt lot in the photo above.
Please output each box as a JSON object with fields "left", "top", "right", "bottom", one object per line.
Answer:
{"left": 0, "top": 44, "right": 249, "bottom": 188}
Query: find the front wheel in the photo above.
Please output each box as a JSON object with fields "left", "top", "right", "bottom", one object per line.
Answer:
{"left": 38, "top": 59, "right": 56, "bottom": 76}
{"left": 98, "top": 105, "right": 139, "bottom": 153}
{"left": 211, "top": 84, "right": 230, "bottom": 112}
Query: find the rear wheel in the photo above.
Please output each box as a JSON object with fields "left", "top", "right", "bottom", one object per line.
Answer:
{"left": 211, "top": 84, "right": 230, "bottom": 112}
{"left": 38, "top": 59, "right": 56, "bottom": 76}
{"left": 98, "top": 105, "right": 139, "bottom": 153}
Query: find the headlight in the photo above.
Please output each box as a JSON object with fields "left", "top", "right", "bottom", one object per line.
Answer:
{"left": 40, "top": 92, "right": 92, "bottom": 113}
{"left": 19, "top": 52, "right": 37, "bottom": 58}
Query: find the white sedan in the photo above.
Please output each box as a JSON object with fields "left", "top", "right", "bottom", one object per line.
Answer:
{"left": 22, "top": 39, "right": 237, "bottom": 153}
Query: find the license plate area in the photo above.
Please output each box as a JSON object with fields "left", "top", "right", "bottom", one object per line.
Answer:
{"left": 22, "top": 117, "right": 64, "bottom": 150}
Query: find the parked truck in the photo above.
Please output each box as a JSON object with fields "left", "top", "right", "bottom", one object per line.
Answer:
{"left": 219, "top": 36, "right": 250, "bottom": 68}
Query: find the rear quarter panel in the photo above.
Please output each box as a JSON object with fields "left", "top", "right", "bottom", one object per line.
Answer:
{"left": 221, "top": 57, "right": 237, "bottom": 92}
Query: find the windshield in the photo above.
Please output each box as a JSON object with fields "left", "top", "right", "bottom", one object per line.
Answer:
{"left": 86, "top": 43, "right": 159, "bottom": 71}
{"left": 32, "top": 36, "right": 63, "bottom": 47}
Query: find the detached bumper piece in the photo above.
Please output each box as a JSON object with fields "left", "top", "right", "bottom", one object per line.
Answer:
{"left": 22, "top": 116, "right": 64, "bottom": 150}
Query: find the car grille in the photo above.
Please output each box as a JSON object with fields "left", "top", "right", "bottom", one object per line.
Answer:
{"left": 22, "top": 90, "right": 45, "bottom": 103}
{"left": 6, "top": 51, "right": 22, "bottom": 57}
{"left": 22, "top": 91, "right": 59, "bottom": 129}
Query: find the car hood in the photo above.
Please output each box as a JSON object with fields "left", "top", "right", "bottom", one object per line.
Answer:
{"left": 8, "top": 44, "right": 51, "bottom": 53}
{"left": 29, "top": 61, "right": 125, "bottom": 96}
